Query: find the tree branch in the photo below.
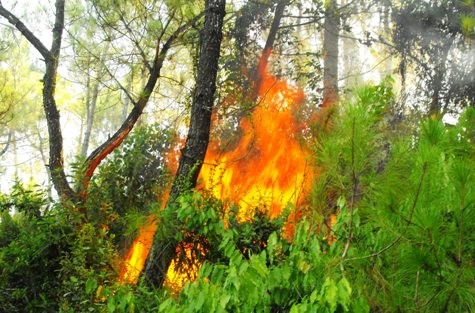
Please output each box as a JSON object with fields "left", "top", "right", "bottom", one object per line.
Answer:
{"left": 0, "top": 3, "right": 51, "bottom": 61}
{"left": 344, "top": 162, "right": 428, "bottom": 263}
{"left": 80, "top": 12, "right": 204, "bottom": 198}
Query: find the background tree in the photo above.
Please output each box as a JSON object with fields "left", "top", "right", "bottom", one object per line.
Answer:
{"left": 393, "top": 0, "right": 475, "bottom": 115}
{"left": 0, "top": 0, "right": 203, "bottom": 204}
{"left": 322, "top": 0, "right": 340, "bottom": 107}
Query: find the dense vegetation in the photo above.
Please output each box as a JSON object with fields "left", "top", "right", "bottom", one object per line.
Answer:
{"left": 1, "top": 81, "right": 473, "bottom": 312}
{"left": 1, "top": 0, "right": 474, "bottom": 312}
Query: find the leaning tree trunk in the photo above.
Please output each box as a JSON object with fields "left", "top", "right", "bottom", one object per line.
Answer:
{"left": 322, "top": 0, "right": 340, "bottom": 108}
{"left": 142, "top": 0, "right": 226, "bottom": 289}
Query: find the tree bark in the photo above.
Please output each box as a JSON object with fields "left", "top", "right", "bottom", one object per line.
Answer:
{"left": 142, "top": 0, "right": 226, "bottom": 289}
{"left": 44, "top": 0, "right": 77, "bottom": 202}
{"left": 322, "top": 0, "right": 340, "bottom": 108}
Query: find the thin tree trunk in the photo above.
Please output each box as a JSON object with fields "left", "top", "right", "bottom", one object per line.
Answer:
{"left": 43, "top": 0, "right": 76, "bottom": 201}
{"left": 380, "top": 3, "right": 392, "bottom": 80}
{"left": 428, "top": 39, "right": 453, "bottom": 116}
{"left": 121, "top": 75, "right": 133, "bottom": 122}
{"left": 80, "top": 67, "right": 92, "bottom": 157}
{"left": 0, "top": 130, "right": 12, "bottom": 157}
{"left": 80, "top": 79, "right": 100, "bottom": 157}
{"left": 251, "top": 0, "right": 287, "bottom": 102}
{"left": 322, "top": 0, "right": 340, "bottom": 108}
{"left": 143, "top": 0, "right": 226, "bottom": 289}
{"left": 35, "top": 127, "right": 53, "bottom": 201}
{"left": 80, "top": 60, "right": 103, "bottom": 157}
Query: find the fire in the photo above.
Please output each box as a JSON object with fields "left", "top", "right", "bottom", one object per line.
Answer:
{"left": 118, "top": 216, "right": 158, "bottom": 284}
{"left": 200, "top": 66, "right": 312, "bottom": 221}
{"left": 119, "top": 62, "right": 314, "bottom": 288}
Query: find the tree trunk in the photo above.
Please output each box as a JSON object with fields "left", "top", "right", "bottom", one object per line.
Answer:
{"left": 252, "top": 0, "right": 287, "bottom": 102}
{"left": 121, "top": 75, "right": 133, "bottom": 122}
{"left": 428, "top": 39, "right": 453, "bottom": 116}
{"left": 142, "top": 0, "right": 226, "bottom": 289}
{"left": 42, "top": 0, "right": 77, "bottom": 201}
{"left": 322, "top": 0, "right": 340, "bottom": 108}
{"left": 80, "top": 60, "right": 103, "bottom": 158}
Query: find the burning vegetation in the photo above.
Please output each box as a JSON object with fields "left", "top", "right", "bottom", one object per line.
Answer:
{"left": 0, "top": 0, "right": 473, "bottom": 311}
{"left": 120, "top": 63, "right": 316, "bottom": 288}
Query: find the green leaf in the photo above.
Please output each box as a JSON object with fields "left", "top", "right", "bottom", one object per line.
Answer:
{"left": 85, "top": 277, "right": 97, "bottom": 295}
{"left": 319, "top": 277, "right": 338, "bottom": 310}
{"left": 107, "top": 300, "right": 116, "bottom": 313}
{"left": 337, "top": 277, "right": 352, "bottom": 310}
{"left": 250, "top": 253, "right": 268, "bottom": 277}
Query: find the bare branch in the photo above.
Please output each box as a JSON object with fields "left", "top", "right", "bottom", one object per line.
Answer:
{"left": 0, "top": 3, "right": 51, "bottom": 61}
{"left": 0, "top": 130, "right": 12, "bottom": 157}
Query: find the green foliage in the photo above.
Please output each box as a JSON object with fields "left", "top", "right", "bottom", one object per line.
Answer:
{"left": 312, "top": 77, "right": 394, "bottom": 218}
{"left": 86, "top": 124, "right": 173, "bottom": 249}
{"left": 0, "top": 185, "right": 67, "bottom": 312}
{"left": 137, "top": 192, "right": 368, "bottom": 312}
{"left": 0, "top": 181, "right": 47, "bottom": 217}
{"left": 58, "top": 221, "right": 119, "bottom": 312}
{"left": 311, "top": 82, "right": 475, "bottom": 312}
{"left": 157, "top": 223, "right": 367, "bottom": 312}
{"left": 0, "top": 183, "right": 120, "bottom": 312}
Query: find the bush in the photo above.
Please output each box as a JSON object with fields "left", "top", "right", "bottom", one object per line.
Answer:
{"left": 0, "top": 184, "right": 67, "bottom": 312}
{"left": 86, "top": 124, "right": 174, "bottom": 251}
{"left": 310, "top": 81, "right": 475, "bottom": 312}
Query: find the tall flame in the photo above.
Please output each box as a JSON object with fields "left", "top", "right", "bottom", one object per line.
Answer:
{"left": 120, "top": 64, "right": 314, "bottom": 287}
{"left": 200, "top": 69, "right": 312, "bottom": 220}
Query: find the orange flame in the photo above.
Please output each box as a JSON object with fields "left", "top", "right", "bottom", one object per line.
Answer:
{"left": 119, "top": 64, "right": 314, "bottom": 287}
{"left": 118, "top": 215, "right": 158, "bottom": 284}
{"left": 200, "top": 69, "right": 312, "bottom": 221}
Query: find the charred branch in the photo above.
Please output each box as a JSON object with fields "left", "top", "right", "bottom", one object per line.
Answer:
{"left": 252, "top": 0, "right": 287, "bottom": 102}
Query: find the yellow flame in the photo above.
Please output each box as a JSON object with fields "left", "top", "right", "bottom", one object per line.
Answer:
{"left": 120, "top": 67, "right": 314, "bottom": 289}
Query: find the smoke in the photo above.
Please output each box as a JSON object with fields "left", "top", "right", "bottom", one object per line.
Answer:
{"left": 393, "top": 0, "right": 475, "bottom": 111}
